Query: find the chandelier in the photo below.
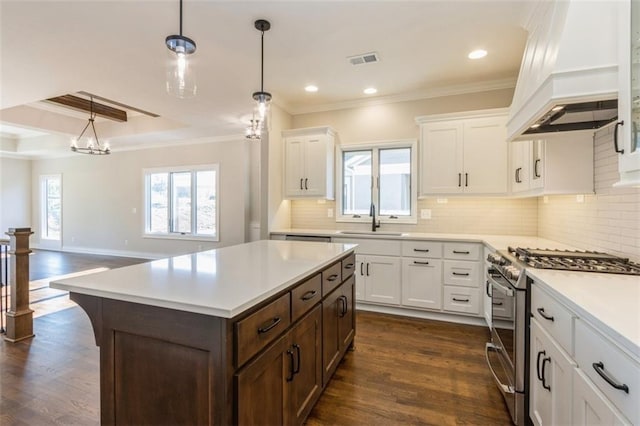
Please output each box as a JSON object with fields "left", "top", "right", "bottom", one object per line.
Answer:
{"left": 165, "top": 0, "right": 197, "bottom": 98}
{"left": 252, "top": 19, "right": 272, "bottom": 120}
{"left": 70, "top": 97, "right": 111, "bottom": 155}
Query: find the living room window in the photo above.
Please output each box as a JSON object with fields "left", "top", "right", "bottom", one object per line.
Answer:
{"left": 40, "top": 174, "right": 62, "bottom": 243}
{"left": 337, "top": 140, "right": 417, "bottom": 224}
{"left": 144, "top": 165, "right": 219, "bottom": 241}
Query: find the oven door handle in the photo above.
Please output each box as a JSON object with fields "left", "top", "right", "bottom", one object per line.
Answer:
{"left": 485, "top": 342, "right": 515, "bottom": 395}
{"left": 486, "top": 273, "right": 514, "bottom": 297}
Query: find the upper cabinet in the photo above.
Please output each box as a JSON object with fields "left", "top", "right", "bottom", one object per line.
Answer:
{"left": 615, "top": 0, "right": 640, "bottom": 187}
{"left": 417, "top": 109, "right": 508, "bottom": 196}
{"left": 510, "top": 137, "right": 593, "bottom": 196}
{"left": 283, "top": 126, "right": 336, "bottom": 200}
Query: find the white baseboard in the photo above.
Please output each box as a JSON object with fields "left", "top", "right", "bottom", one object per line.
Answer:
{"left": 31, "top": 243, "right": 163, "bottom": 260}
{"left": 355, "top": 302, "right": 489, "bottom": 328}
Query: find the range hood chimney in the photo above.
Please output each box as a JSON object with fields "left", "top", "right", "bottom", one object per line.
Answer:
{"left": 507, "top": 0, "right": 619, "bottom": 141}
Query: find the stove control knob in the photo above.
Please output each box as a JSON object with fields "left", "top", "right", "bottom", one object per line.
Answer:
{"left": 506, "top": 266, "right": 521, "bottom": 280}
{"left": 487, "top": 253, "right": 505, "bottom": 265}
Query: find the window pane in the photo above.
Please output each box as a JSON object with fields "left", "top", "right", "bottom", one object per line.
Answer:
{"left": 149, "top": 173, "right": 169, "bottom": 233}
{"left": 342, "top": 150, "right": 372, "bottom": 215}
{"left": 45, "top": 177, "right": 61, "bottom": 239}
{"left": 379, "top": 148, "right": 411, "bottom": 216}
{"left": 171, "top": 172, "right": 192, "bottom": 233}
{"left": 196, "top": 170, "right": 216, "bottom": 235}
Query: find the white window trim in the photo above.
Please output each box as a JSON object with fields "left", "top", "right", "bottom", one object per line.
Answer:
{"left": 142, "top": 164, "right": 220, "bottom": 242}
{"left": 336, "top": 139, "right": 417, "bottom": 225}
{"left": 39, "top": 174, "right": 63, "bottom": 248}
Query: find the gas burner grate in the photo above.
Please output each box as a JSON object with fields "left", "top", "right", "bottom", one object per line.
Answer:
{"left": 507, "top": 247, "right": 640, "bottom": 276}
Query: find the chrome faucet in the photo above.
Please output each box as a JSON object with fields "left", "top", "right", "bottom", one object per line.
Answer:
{"left": 369, "top": 203, "right": 381, "bottom": 232}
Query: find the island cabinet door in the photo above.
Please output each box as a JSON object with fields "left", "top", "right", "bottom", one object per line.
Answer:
{"left": 322, "top": 284, "right": 342, "bottom": 386}
{"left": 286, "top": 305, "right": 323, "bottom": 426}
{"left": 338, "top": 275, "right": 355, "bottom": 350}
{"left": 235, "top": 334, "right": 289, "bottom": 426}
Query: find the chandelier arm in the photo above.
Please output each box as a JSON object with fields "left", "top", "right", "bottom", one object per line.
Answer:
{"left": 90, "top": 119, "right": 100, "bottom": 146}
{"left": 76, "top": 119, "right": 92, "bottom": 141}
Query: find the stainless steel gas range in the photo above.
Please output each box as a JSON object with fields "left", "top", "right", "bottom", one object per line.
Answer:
{"left": 484, "top": 247, "right": 640, "bottom": 425}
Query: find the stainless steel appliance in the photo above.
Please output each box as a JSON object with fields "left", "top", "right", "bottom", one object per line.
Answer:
{"left": 485, "top": 247, "right": 640, "bottom": 425}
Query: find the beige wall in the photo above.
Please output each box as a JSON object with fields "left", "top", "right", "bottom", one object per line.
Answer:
{"left": 0, "top": 156, "right": 32, "bottom": 232}
{"left": 538, "top": 127, "right": 640, "bottom": 262}
{"left": 30, "top": 138, "right": 250, "bottom": 258}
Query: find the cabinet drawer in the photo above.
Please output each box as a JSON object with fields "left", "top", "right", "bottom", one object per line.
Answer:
{"left": 531, "top": 284, "right": 574, "bottom": 355}
{"left": 235, "top": 293, "right": 291, "bottom": 367}
{"left": 443, "top": 242, "right": 481, "bottom": 260}
{"left": 322, "top": 262, "right": 342, "bottom": 296}
{"left": 342, "top": 253, "right": 356, "bottom": 279}
{"left": 443, "top": 260, "right": 480, "bottom": 287}
{"left": 575, "top": 319, "right": 639, "bottom": 425}
{"left": 401, "top": 241, "right": 443, "bottom": 258}
{"left": 443, "top": 286, "right": 480, "bottom": 315}
{"left": 291, "top": 274, "right": 322, "bottom": 322}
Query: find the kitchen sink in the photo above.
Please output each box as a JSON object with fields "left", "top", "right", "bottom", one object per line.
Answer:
{"left": 336, "top": 230, "right": 407, "bottom": 236}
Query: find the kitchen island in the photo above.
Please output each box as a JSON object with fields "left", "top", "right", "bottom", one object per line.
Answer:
{"left": 51, "top": 240, "right": 357, "bottom": 426}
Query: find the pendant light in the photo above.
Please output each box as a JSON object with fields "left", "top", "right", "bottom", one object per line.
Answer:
{"left": 245, "top": 117, "right": 261, "bottom": 140}
{"left": 252, "top": 19, "right": 272, "bottom": 120}
{"left": 70, "top": 97, "right": 111, "bottom": 155}
{"left": 165, "top": 0, "right": 197, "bottom": 98}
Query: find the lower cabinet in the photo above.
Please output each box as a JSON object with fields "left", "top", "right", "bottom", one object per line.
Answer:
{"left": 529, "top": 318, "right": 575, "bottom": 426}
{"left": 572, "top": 368, "right": 630, "bottom": 425}
{"left": 322, "top": 275, "right": 355, "bottom": 386}
{"left": 236, "top": 304, "right": 323, "bottom": 426}
{"left": 356, "top": 255, "right": 401, "bottom": 305}
{"left": 401, "top": 258, "right": 443, "bottom": 310}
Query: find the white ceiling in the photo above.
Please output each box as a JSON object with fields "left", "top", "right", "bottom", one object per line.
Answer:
{"left": 0, "top": 0, "right": 533, "bottom": 157}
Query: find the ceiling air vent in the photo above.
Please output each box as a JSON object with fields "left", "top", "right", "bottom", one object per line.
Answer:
{"left": 347, "top": 52, "right": 380, "bottom": 65}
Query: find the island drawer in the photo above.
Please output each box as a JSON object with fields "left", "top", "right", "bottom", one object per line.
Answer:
{"left": 531, "top": 284, "right": 574, "bottom": 356}
{"left": 291, "top": 274, "right": 322, "bottom": 322}
{"left": 322, "top": 262, "right": 342, "bottom": 296}
{"left": 342, "top": 253, "right": 356, "bottom": 279}
{"left": 235, "top": 293, "right": 291, "bottom": 367}
{"left": 401, "top": 241, "right": 442, "bottom": 258}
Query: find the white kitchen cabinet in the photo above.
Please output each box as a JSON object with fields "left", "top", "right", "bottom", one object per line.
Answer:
{"left": 282, "top": 126, "right": 335, "bottom": 199}
{"left": 401, "top": 258, "right": 442, "bottom": 310}
{"left": 573, "top": 368, "right": 631, "bottom": 426}
{"left": 442, "top": 286, "right": 481, "bottom": 315}
{"left": 357, "top": 255, "right": 401, "bottom": 305}
{"left": 529, "top": 318, "right": 575, "bottom": 426}
{"left": 510, "top": 138, "right": 593, "bottom": 196}
{"left": 417, "top": 109, "right": 509, "bottom": 196}
{"left": 615, "top": 0, "right": 640, "bottom": 187}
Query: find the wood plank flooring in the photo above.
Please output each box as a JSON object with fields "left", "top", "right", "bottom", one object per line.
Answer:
{"left": 1, "top": 250, "right": 512, "bottom": 425}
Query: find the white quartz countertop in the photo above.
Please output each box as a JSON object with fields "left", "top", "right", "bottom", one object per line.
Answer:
{"left": 528, "top": 268, "right": 640, "bottom": 358}
{"left": 271, "top": 228, "right": 573, "bottom": 252}
{"left": 51, "top": 240, "right": 356, "bottom": 318}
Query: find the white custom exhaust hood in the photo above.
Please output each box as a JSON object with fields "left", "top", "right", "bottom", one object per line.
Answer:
{"left": 507, "top": 0, "right": 619, "bottom": 141}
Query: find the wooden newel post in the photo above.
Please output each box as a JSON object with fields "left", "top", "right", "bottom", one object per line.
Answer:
{"left": 4, "top": 227, "right": 34, "bottom": 342}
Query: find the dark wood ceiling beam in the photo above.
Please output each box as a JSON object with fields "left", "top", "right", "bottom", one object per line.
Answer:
{"left": 45, "top": 95, "right": 128, "bottom": 122}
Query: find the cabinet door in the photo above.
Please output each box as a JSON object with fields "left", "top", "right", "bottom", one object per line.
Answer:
{"left": 355, "top": 257, "right": 365, "bottom": 301}
{"left": 530, "top": 139, "right": 545, "bottom": 190}
{"left": 284, "top": 138, "right": 306, "bottom": 197}
{"left": 363, "top": 255, "right": 401, "bottom": 305}
{"left": 530, "top": 319, "right": 575, "bottom": 426}
{"left": 287, "top": 305, "right": 322, "bottom": 426}
{"left": 322, "top": 286, "right": 342, "bottom": 386}
{"left": 420, "top": 121, "right": 464, "bottom": 194}
{"left": 510, "top": 140, "right": 531, "bottom": 193}
{"left": 463, "top": 117, "right": 508, "bottom": 194}
{"left": 401, "top": 258, "right": 442, "bottom": 310}
{"left": 338, "top": 275, "right": 355, "bottom": 350}
{"left": 303, "top": 136, "right": 328, "bottom": 196}
{"left": 573, "top": 368, "right": 631, "bottom": 426}
{"left": 236, "top": 334, "right": 289, "bottom": 426}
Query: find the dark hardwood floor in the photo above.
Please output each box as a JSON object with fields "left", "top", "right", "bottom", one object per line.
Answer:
{"left": 1, "top": 250, "right": 512, "bottom": 425}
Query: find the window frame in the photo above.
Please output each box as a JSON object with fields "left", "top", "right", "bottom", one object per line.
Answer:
{"left": 336, "top": 140, "right": 417, "bottom": 224}
{"left": 143, "top": 164, "right": 219, "bottom": 242}
{"left": 39, "top": 174, "right": 62, "bottom": 245}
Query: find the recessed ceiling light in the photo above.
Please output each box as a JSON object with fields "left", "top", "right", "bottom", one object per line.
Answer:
{"left": 530, "top": 123, "right": 541, "bottom": 129}
{"left": 363, "top": 87, "right": 377, "bottom": 95}
{"left": 468, "top": 49, "right": 487, "bottom": 59}
{"left": 305, "top": 85, "right": 318, "bottom": 93}
{"left": 551, "top": 105, "right": 564, "bottom": 112}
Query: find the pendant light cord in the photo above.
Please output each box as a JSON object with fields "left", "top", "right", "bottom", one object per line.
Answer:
{"left": 260, "top": 29, "right": 264, "bottom": 92}
{"left": 179, "top": 0, "right": 183, "bottom": 36}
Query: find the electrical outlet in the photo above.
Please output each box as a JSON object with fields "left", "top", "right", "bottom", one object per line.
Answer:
{"left": 132, "top": 207, "right": 137, "bottom": 214}
{"left": 436, "top": 198, "right": 448, "bottom": 204}
{"left": 421, "top": 209, "right": 432, "bottom": 219}
{"left": 124, "top": 239, "right": 128, "bottom": 246}
{"left": 543, "top": 196, "right": 549, "bottom": 204}
{"left": 317, "top": 199, "right": 326, "bottom": 205}
{"left": 327, "top": 209, "right": 333, "bottom": 218}
{"left": 71, "top": 236, "right": 76, "bottom": 243}
{"left": 576, "top": 194, "right": 585, "bottom": 203}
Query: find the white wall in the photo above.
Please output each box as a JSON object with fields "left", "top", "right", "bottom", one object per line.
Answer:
{"left": 30, "top": 138, "right": 250, "bottom": 258}
{"left": 0, "top": 156, "right": 32, "bottom": 233}
{"left": 538, "top": 127, "right": 640, "bottom": 262}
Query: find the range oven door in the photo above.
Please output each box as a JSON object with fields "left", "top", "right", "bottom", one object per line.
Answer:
{"left": 485, "top": 268, "right": 518, "bottom": 423}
